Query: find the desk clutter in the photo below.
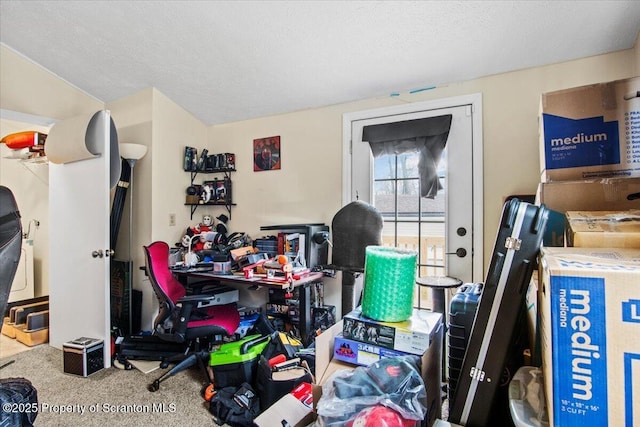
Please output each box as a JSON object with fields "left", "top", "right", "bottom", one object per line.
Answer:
{"left": 170, "top": 221, "right": 330, "bottom": 286}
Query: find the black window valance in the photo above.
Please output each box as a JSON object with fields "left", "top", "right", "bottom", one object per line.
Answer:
{"left": 362, "top": 114, "right": 452, "bottom": 199}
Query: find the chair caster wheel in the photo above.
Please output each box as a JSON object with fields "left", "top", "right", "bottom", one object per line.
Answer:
{"left": 148, "top": 381, "right": 160, "bottom": 392}
{"left": 113, "top": 359, "right": 132, "bottom": 370}
{"left": 160, "top": 361, "right": 169, "bottom": 369}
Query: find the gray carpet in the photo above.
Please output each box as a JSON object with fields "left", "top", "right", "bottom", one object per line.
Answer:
{"left": 0, "top": 345, "right": 215, "bottom": 426}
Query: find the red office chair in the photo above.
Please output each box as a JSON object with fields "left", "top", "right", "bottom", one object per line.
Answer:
{"left": 143, "top": 241, "right": 240, "bottom": 391}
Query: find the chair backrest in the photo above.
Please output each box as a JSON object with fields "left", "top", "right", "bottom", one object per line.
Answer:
{"left": 143, "top": 241, "right": 186, "bottom": 328}
{"left": 0, "top": 186, "right": 23, "bottom": 326}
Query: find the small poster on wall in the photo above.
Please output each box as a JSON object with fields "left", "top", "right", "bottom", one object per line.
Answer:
{"left": 253, "top": 136, "right": 281, "bottom": 171}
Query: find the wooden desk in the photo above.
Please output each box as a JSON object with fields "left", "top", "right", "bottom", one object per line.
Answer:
{"left": 172, "top": 270, "right": 324, "bottom": 345}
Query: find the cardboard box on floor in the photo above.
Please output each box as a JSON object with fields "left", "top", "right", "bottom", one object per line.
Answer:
{"left": 253, "top": 382, "right": 316, "bottom": 427}
{"left": 538, "top": 247, "right": 640, "bottom": 427}
{"left": 255, "top": 313, "right": 443, "bottom": 427}
{"left": 565, "top": 210, "right": 640, "bottom": 248}
{"left": 254, "top": 320, "right": 352, "bottom": 427}
{"left": 316, "top": 314, "right": 443, "bottom": 427}
{"left": 539, "top": 76, "right": 640, "bottom": 182}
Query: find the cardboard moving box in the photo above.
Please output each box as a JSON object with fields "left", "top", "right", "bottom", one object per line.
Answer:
{"left": 536, "top": 178, "right": 640, "bottom": 247}
{"left": 566, "top": 210, "right": 640, "bottom": 248}
{"left": 536, "top": 178, "right": 640, "bottom": 213}
{"left": 538, "top": 247, "right": 640, "bottom": 427}
{"left": 539, "top": 77, "right": 640, "bottom": 182}
{"left": 342, "top": 307, "right": 440, "bottom": 355}
{"left": 315, "top": 315, "right": 443, "bottom": 427}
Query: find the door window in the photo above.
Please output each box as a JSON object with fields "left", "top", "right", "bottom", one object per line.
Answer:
{"left": 345, "top": 96, "right": 483, "bottom": 299}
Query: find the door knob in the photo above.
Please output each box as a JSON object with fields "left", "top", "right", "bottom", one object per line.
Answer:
{"left": 446, "top": 248, "right": 467, "bottom": 258}
{"left": 92, "top": 250, "right": 104, "bottom": 258}
{"left": 105, "top": 249, "right": 115, "bottom": 257}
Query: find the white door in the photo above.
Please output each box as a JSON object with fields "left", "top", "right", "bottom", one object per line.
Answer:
{"left": 49, "top": 110, "right": 116, "bottom": 368}
{"left": 344, "top": 95, "right": 483, "bottom": 284}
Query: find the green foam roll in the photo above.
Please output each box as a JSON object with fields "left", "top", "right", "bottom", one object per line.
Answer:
{"left": 361, "top": 246, "right": 417, "bottom": 322}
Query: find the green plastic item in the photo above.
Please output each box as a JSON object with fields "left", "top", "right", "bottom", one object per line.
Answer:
{"left": 209, "top": 334, "right": 270, "bottom": 366}
{"left": 361, "top": 246, "right": 417, "bottom": 322}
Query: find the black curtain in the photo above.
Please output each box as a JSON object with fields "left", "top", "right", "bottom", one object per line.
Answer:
{"left": 362, "top": 114, "right": 452, "bottom": 198}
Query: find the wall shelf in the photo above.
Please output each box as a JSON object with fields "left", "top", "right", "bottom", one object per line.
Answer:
{"left": 185, "top": 201, "right": 236, "bottom": 220}
{"left": 185, "top": 166, "right": 236, "bottom": 220}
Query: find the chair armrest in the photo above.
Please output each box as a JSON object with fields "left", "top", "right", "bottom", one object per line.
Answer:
{"left": 177, "top": 294, "right": 218, "bottom": 305}
{"left": 185, "top": 279, "right": 221, "bottom": 295}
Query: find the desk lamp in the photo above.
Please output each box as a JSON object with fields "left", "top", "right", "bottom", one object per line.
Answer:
{"left": 185, "top": 231, "right": 218, "bottom": 267}
{"left": 119, "top": 142, "right": 148, "bottom": 335}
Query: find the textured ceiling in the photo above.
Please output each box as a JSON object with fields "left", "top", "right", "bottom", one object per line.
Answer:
{"left": 1, "top": 1, "right": 639, "bottom": 126}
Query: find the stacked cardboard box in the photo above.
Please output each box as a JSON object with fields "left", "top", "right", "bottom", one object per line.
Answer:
{"left": 539, "top": 247, "right": 640, "bottom": 427}
{"left": 311, "top": 313, "right": 443, "bottom": 427}
{"left": 535, "top": 77, "right": 640, "bottom": 426}
{"left": 537, "top": 76, "right": 640, "bottom": 247}
{"left": 565, "top": 210, "right": 640, "bottom": 248}
{"left": 336, "top": 308, "right": 443, "bottom": 426}
{"left": 539, "top": 77, "right": 640, "bottom": 182}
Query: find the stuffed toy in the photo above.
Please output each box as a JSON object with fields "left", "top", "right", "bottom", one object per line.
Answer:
{"left": 199, "top": 214, "right": 214, "bottom": 233}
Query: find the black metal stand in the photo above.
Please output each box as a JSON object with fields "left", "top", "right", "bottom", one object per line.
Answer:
{"left": 416, "top": 275, "right": 463, "bottom": 386}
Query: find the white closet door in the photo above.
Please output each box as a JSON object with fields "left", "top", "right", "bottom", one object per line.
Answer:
{"left": 49, "top": 110, "right": 114, "bottom": 368}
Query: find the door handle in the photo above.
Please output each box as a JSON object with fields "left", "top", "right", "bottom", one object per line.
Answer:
{"left": 92, "top": 250, "right": 104, "bottom": 258}
{"left": 446, "top": 248, "right": 467, "bottom": 258}
{"left": 105, "top": 249, "right": 115, "bottom": 257}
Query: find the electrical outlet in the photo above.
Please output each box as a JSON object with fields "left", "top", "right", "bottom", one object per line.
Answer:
{"left": 169, "top": 213, "right": 176, "bottom": 226}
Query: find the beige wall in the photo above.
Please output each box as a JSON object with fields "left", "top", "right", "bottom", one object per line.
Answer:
{"left": 0, "top": 45, "right": 104, "bottom": 297}
{"left": 0, "top": 41, "right": 637, "bottom": 307}
{"left": 207, "top": 48, "right": 637, "bottom": 271}
{"left": 107, "top": 88, "right": 209, "bottom": 330}
{"left": 0, "top": 119, "right": 50, "bottom": 296}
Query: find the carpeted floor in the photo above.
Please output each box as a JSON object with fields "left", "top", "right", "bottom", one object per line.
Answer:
{"left": 0, "top": 345, "right": 215, "bottom": 426}
{"left": 1, "top": 344, "right": 450, "bottom": 426}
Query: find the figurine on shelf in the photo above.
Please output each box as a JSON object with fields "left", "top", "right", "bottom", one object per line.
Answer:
{"left": 200, "top": 184, "right": 213, "bottom": 204}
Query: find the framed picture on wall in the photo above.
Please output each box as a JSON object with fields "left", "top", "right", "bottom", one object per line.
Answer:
{"left": 253, "top": 136, "right": 281, "bottom": 171}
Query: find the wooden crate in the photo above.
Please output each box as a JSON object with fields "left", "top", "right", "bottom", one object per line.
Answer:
{"left": 1, "top": 317, "right": 17, "bottom": 338}
{"left": 15, "top": 325, "right": 49, "bottom": 347}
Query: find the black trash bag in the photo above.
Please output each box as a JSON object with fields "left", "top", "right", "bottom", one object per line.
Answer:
{"left": 209, "top": 383, "right": 259, "bottom": 427}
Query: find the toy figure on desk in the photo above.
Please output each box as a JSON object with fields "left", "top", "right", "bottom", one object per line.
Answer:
{"left": 177, "top": 227, "right": 207, "bottom": 252}
{"left": 199, "top": 215, "right": 213, "bottom": 233}
{"left": 214, "top": 214, "right": 229, "bottom": 245}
